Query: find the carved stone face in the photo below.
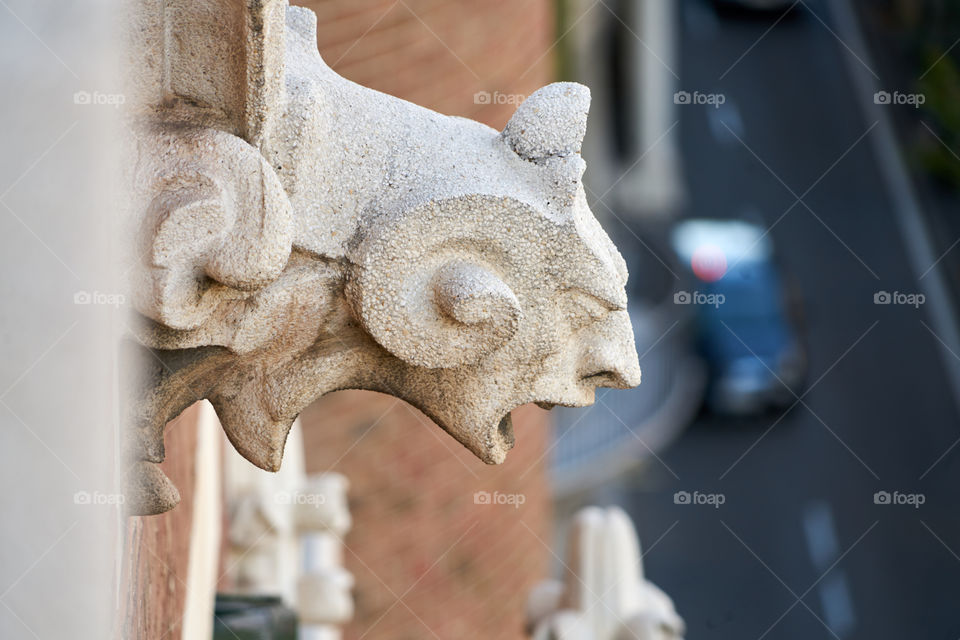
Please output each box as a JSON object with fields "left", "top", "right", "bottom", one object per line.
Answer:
{"left": 348, "top": 193, "right": 641, "bottom": 463}
{"left": 345, "top": 85, "right": 642, "bottom": 464}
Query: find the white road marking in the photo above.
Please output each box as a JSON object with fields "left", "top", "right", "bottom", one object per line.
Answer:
{"left": 802, "top": 501, "right": 840, "bottom": 570}
{"left": 819, "top": 571, "right": 857, "bottom": 636}
{"left": 802, "top": 501, "right": 857, "bottom": 637}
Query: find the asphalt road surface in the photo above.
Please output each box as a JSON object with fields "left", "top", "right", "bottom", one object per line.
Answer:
{"left": 603, "top": 1, "right": 960, "bottom": 637}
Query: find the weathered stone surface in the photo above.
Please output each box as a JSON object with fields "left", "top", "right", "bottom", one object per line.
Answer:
{"left": 125, "top": 0, "right": 642, "bottom": 514}
{"left": 125, "top": 459, "right": 181, "bottom": 516}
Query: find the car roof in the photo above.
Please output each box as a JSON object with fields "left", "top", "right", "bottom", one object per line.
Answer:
{"left": 671, "top": 218, "right": 773, "bottom": 266}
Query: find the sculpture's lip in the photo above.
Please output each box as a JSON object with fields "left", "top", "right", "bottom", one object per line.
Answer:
{"left": 458, "top": 409, "right": 518, "bottom": 465}
{"left": 470, "top": 388, "right": 615, "bottom": 462}
{"left": 531, "top": 391, "right": 596, "bottom": 412}
{"left": 476, "top": 399, "right": 558, "bottom": 463}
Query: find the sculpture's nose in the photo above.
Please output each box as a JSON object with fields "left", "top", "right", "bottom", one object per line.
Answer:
{"left": 581, "top": 357, "right": 642, "bottom": 390}
{"left": 580, "top": 312, "right": 642, "bottom": 390}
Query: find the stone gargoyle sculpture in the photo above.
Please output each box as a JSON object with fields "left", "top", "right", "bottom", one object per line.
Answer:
{"left": 123, "top": 0, "right": 642, "bottom": 515}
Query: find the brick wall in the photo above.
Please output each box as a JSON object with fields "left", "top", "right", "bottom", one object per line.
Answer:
{"left": 122, "top": 404, "right": 206, "bottom": 640}
{"left": 297, "top": 0, "right": 555, "bottom": 128}
{"left": 292, "top": 1, "right": 558, "bottom": 638}
{"left": 300, "top": 397, "right": 552, "bottom": 640}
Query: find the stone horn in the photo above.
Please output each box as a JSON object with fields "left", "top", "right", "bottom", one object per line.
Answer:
{"left": 501, "top": 82, "right": 591, "bottom": 162}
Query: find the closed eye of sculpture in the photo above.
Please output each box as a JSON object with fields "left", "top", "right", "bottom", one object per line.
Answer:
{"left": 124, "top": 0, "right": 641, "bottom": 515}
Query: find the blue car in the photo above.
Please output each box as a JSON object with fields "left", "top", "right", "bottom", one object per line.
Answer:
{"left": 672, "top": 219, "right": 805, "bottom": 414}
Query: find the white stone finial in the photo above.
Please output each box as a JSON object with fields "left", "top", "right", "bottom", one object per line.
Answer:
{"left": 526, "top": 506, "right": 685, "bottom": 640}
{"left": 295, "top": 473, "right": 354, "bottom": 637}
{"left": 222, "top": 419, "right": 355, "bottom": 637}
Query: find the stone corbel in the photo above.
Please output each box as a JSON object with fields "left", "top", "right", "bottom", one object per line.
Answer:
{"left": 123, "top": 0, "right": 643, "bottom": 515}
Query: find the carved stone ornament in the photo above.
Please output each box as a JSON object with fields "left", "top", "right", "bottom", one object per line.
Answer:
{"left": 123, "top": 0, "right": 642, "bottom": 515}
{"left": 526, "top": 507, "right": 685, "bottom": 640}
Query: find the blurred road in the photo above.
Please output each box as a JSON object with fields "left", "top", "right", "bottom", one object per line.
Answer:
{"left": 606, "top": 1, "right": 960, "bottom": 637}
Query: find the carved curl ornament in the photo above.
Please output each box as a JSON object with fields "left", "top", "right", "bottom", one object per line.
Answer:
{"left": 124, "top": 0, "right": 642, "bottom": 515}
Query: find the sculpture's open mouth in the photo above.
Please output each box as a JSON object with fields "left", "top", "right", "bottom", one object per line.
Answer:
{"left": 497, "top": 412, "right": 515, "bottom": 449}
{"left": 451, "top": 407, "right": 522, "bottom": 466}
{"left": 444, "top": 367, "right": 640, "bottom": 465}
{"left": 470, "top": 399, "right": 565, "bottom": 465}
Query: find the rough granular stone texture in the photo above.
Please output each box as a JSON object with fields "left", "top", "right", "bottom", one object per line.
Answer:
{"left": 124, "top": 0, "right": 641, "bottom": 514}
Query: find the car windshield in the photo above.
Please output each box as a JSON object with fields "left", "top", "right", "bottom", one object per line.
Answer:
{"left": 702, "top": 261, "right": 782, "bottom": 320}
{"left": 697, "top": 260, "right": 789, "bottom": 361}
